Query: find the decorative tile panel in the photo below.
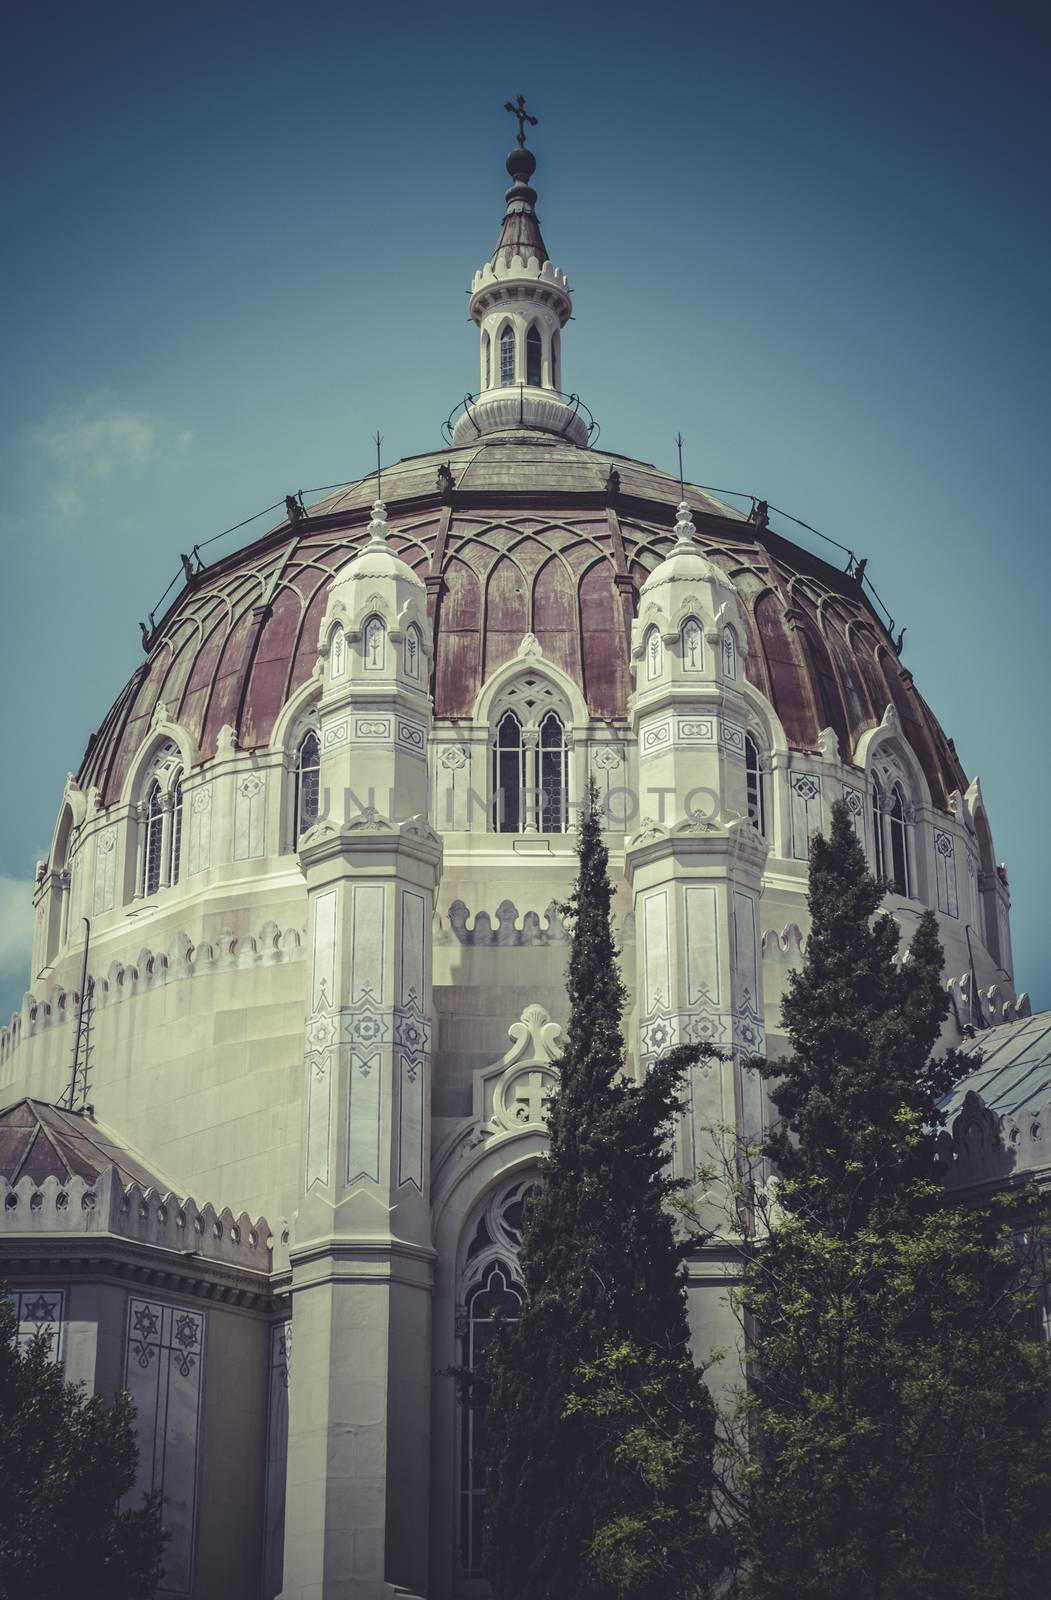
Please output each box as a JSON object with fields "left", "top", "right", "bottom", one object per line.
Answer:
{"left": 185, "top": 785, "right": 212, "bottom": 876}
{"left": 92, "top": 829, "right": 117, "bottom": 914}
{"left": 12, "top": 1286, "right": 65, "bottom": 1360}
{"left": 233, "top": 771, "right": 266, "bottom": 860}
{"left": 790, "top": 771, "right": 822, "bottom": 859}
{"left": 934, "top": 829, "right": 959, "bottom": 919}
{"left": 262, "top": 1322, "right": 292, "bottom": 1600}
{"left": 122, "top": 1297, "right": 205, "bottom": 1596}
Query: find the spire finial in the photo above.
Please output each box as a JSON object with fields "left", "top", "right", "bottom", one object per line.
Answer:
{"left": 675, "top": 432, "right": 685, "bottom": 500}
{"left": 504, "top": 94, "right": 538, "bottom": 148}
{"left": 374, "top": 431, "right": 383, "bottom": 502}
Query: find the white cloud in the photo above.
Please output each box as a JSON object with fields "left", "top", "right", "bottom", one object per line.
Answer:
{"left": 20, "top": 394, "right": 194, "bottom": 525}
{"left": 0, "top": 876, "right": 34, "bottom": 985}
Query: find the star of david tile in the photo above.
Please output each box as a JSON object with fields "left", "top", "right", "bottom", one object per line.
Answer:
{"left": 23, "top": 1293, "right": 58, "bottom": 1324}
{"left": 174, "top": 1313, "right": 199, "bottom": 1350}
{"left": 133, "top": 1304, "right": 159, "bottom": 1339}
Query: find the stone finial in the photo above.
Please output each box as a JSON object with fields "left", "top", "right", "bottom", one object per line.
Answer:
{"left": 671, "top": 500, "right": 697, "bottom": 554}
{"left": 366, "top": 500, "right": 391, "bottom": 551}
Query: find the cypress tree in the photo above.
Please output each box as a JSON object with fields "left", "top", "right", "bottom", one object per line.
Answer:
{"left": 730, "top": 798, "right": 1051, "bottom": 1600}
{"left": 480, "top": 785, "right": 719, "bottom": 1600}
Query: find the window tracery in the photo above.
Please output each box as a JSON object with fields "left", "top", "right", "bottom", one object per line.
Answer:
{"left": 489, "top": 676, "right": 572, "bottom": 834}
{"left": 137, "top": 741, "right": 183, "bottom": 899}
{"left": 458, "top": 1178, "right": 535, "bottom": 1577}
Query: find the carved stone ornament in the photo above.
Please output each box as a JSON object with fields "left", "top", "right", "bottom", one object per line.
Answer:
{"left": 516, "top": 632, "right": 543, "bottom": 660}
{"left": 483, "top": 1003, "right": 563, "bottom": 1134}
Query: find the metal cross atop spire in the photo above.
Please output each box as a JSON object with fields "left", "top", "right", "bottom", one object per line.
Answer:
{"left": 504, "top": 94, "right": 538, "bottom": 148}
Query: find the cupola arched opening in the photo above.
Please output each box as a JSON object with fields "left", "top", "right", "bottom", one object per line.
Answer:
{"left": 526, "top": 324, "right": 542, "bottom": 387}
{"left": 499, "top": 323, "right": 516, "bottom": 387}
{"left": 483, "top": 331, "right": 491, "bottom": 390}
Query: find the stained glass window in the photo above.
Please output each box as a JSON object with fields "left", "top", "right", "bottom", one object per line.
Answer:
{"left": 142, "top": 782, "right": 164, "bottom": 896}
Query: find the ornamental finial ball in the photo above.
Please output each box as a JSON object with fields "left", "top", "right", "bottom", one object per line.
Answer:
{"left": 506, "top": 146, "right": 537, "bottom": 186}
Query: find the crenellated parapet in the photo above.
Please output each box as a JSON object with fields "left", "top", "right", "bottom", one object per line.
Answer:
{"left": 0, "top": 918, "right": 306, "bottom": 1071}
{"left": 0, "top": 1166, "right": 285, "bottom": 1274}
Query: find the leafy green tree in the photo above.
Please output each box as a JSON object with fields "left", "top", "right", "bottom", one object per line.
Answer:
{"left": 480, "top": 785, "right": 720, "bottom": 1600}
{"left": 730, "top": 798, "right": 1051, "bottom": 1600}
{"left": 0, "top": 1294, "right": 166, "bottom": 1600}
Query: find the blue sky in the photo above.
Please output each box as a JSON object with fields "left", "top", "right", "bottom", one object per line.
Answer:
{"left": 2, "top": 0, "right": 1049, "bottom": 1020}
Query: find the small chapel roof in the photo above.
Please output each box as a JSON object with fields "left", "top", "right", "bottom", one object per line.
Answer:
{"left": 941, "top": 1010, "right": 1051, "bottom": 1121}
{"left": 0, "top": 1098, "right": 169, "bottom": 1191}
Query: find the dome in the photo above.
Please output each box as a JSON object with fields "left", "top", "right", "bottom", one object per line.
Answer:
{"left": 79, "top": 425, "right": 965, "bottom": 808}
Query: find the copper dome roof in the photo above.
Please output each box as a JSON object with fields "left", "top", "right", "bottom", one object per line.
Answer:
{"left": 78, "top": 428, "right": 966, "bottom": 810}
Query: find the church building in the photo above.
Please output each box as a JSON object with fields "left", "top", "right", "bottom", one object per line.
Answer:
{"left": 1, "top": 115, "right": 1045, "bottom": 1600}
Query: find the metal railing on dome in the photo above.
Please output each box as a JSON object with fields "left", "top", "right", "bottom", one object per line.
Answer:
{"left": 441, "top": 385, "right": 599, "bottom": 447}
{"left": 136, "top": 443, "right": 903, "bottom": 652}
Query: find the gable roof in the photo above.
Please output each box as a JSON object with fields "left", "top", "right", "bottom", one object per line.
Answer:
{"left": 0, "top": 1099, "right": 169, "bottom": 1191}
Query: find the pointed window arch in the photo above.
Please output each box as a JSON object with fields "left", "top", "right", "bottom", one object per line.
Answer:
{"left": 539, "top": 710, "right": 568, "bottom": 834}
{"left": 745, "top": 734, "right": 766, "bottom": 836}
{"left": 526, "top": 324, "right": 542, "bottom": 387}
{"left": 169, "top": 770, "right": 184, "bottom": 886}
{"left": 363, "top": 614, "right": 386, "bottom": 672}
{"left": 499, "top": 324, "right": 516, "bottom": 386}
{"left": 458, "top": 1176, "right": 534, "bottom": 1577}
{"left": 889, "top": 782, "right": 910, "bottom": 896}
{"left": 680, "top": 616, "right": 704, "bottom": 673}
{"left": 295, "top": 730, "right": 321, "bottom": 839}
{"left": 493, "top": 711, "right": 524, "bottom": 832}
{"left": 404, "top": 623, "right": 423, "bottom": 683}
{"left": 483, "top": 331, "right": 491, "bottom": 389}
{"left": 460, "top": 1261, "right": 524, "bottom": 1574}
{"left": 644, "top": 625, "right": 663, "bottom": 681}
{"left": 551, "top": 329, "right": 560, "bottom": 391}
{"left": 142, "top": 781, "right": 164, "bottom": 897}
{"left": 329, "top": 623, "right": 347, "bottom": 680}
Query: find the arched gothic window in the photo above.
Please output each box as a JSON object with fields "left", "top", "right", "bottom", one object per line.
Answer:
{"left": 494, "top": 711, "right": 524, "bottom": 833}
{"left": 460, "top": 1262, "right": 523, "bottom": 1576}
{"left": 644, "top": 625, "right": 663, "bottom": 681}
{"left": 526, "top": 324, "right": 542, "bottom": 387}
{"left": 888, "top": 783, "right": 910, "bottom": 896}
{"left": 551, "top": 329, "right": 560, "bottom": 391}
{"left": 142, "top": 781, "right": 164, "bottom": 897}
{"left": 483, "top": 331, "right": 491, "bottom": 389}
{"left": 170, "top": 771, "right": 184, "bottom": 887}
{"left": 404, "top": 623, "right": 423, "bottom": 683}
{"left": 363, "top": 615, "right": 386, "bottom": 672}
{"left": 871, "top": 775, "right": 886, "bottom": 880}
{"left": 295, "top": 730, "right": 321, "bottom": 839}
{"left": 458, "top": 1178, "right": 534, "bottom": 1577}
{"left": 499, "top": 324, "right": 516, "bottom": 386}
{"left": 745, "top": 734, "right": 766, "bottom": 836}
{"left": 539, "top": 711, "right": 568, "bottom": 834}
{"left": 681, "top": 616, "right": 704, "bottom": 673}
